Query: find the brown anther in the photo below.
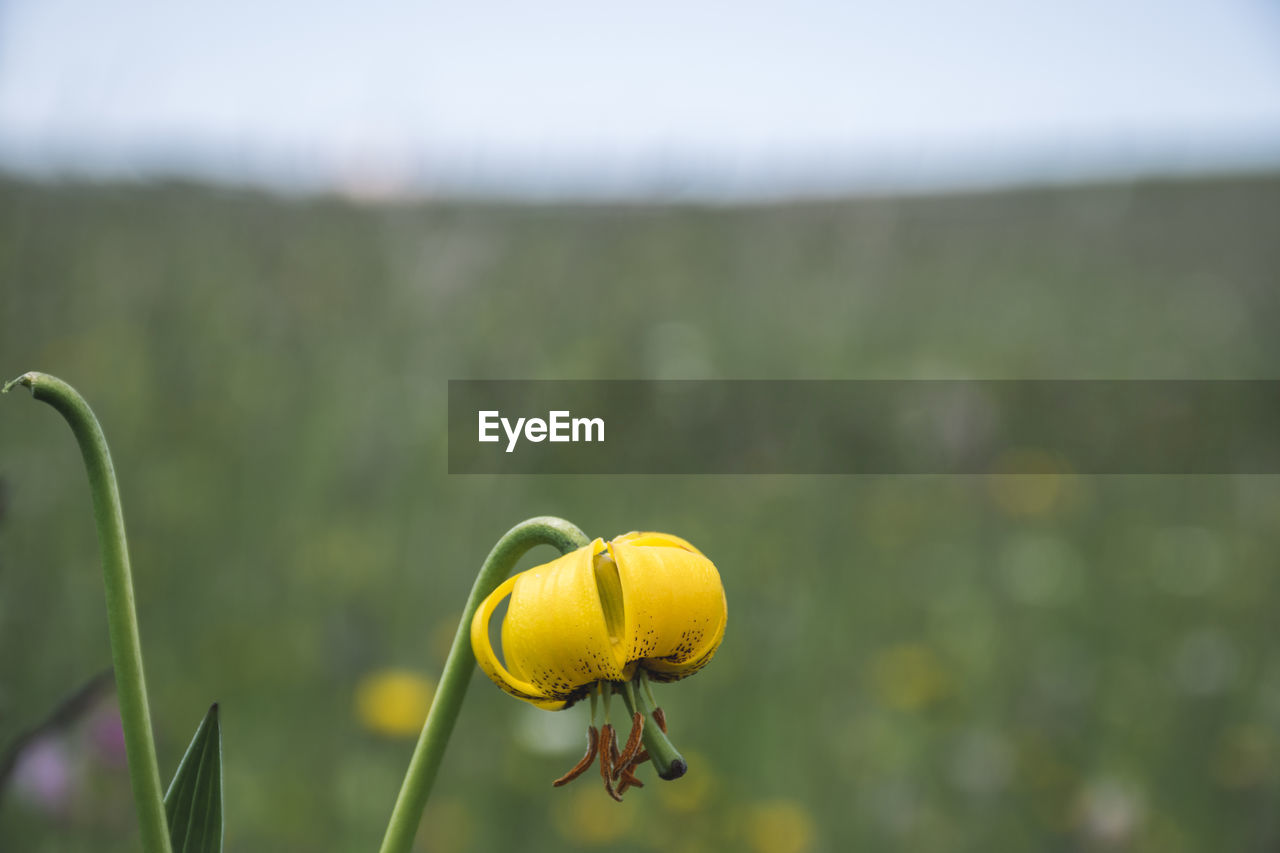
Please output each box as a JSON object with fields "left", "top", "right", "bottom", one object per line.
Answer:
{"left": 553, "top": 725, "right": 600, "bottom": 787}
{"left": 617, "top": 768, "right": 645, "bottom": 795}
{"left": 617, "top": 747, "right": 650, "bottom": 794}
{"left": 652, "top": 706, "right": 668, "bottom": 733}
{"left": 608, "top": 724, "right": 642, "bottom": 793}
{"left": 599, "top": 724, "right": 623, "bottom": 802}
{"left": 612, "top": 712, "right": 645, "bottom": 779}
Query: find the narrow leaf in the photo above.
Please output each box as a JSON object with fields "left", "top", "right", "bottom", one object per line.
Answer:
{"left": 164, "top": 703, "right": 223, "bottom": 853}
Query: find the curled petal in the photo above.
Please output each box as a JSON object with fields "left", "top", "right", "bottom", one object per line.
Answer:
{"left": 472, "top": 540, "right": 635, "bottom": 708}
{"left": 470, "top": 573, "right": 567, "bottom": 710}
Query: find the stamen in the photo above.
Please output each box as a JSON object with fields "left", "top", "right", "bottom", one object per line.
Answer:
{"left": 552, "top": 725, "right": 599, "bottom": 787}
{"left": 617, "top": 745, "right": 648, "bottom": 794}
{"left": 613, "top": 711, "right": 644, "bottom": 778}
{"left": 617, "top": 766, "right": 645, "bottom": 794}
{"left": 598, "top": 724, "right": 623, "bottom": 802}
{"left": 652, "top": 706, "right": 668, "bottom": 734}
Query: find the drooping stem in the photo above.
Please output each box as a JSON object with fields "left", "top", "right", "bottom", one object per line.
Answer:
{"left": 378, "top": 516, "right": 591, "bottom": 853}
{"left": 3, "top": 372, "right": 172, "bottom": 853}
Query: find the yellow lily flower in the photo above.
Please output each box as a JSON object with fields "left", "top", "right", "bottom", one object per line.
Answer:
{"left": 470, "top": 531, "right": 727, "bottom": 800}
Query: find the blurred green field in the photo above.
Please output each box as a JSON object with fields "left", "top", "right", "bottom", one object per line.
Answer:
{"left": 1, "top": 173, "right": 1279, "bottom": 852}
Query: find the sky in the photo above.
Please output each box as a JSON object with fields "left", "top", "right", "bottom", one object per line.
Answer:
{"left": 1, "top": 0, "right": 1279, "bottom": 198}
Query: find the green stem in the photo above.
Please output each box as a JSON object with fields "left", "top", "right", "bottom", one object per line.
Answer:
{"left": 3, "top": 372, "right": 172, "bottom": 853}
{"left": 378, "top": 516, "right": 590, "bottom": 853}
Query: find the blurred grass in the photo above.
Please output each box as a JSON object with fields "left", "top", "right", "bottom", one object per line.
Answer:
{"left": 0, "top": 173, "right": 1278, "bottom": 851}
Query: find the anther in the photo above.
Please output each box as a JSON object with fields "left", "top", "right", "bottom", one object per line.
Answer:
{"left": 552, "top": 725, "right": 599, "bottom": 787}
{"left": 652, "top": 707, "right": 668, "bottom": 734}
{"left": 617, "top": 765, "right": 645, "bottom": 794}
{"left": 617, "top": 744, "right": 649, "bottom": 794}
{"left": 599, "top": 724, "right": 623, "bottom": 802}
{"left": 613, "top": 712, "right": 645, "bottom": 779}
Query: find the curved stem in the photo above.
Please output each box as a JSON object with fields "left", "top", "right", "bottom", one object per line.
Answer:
{"left": 3, "top": 372, "right": 172, "bottom": 853}
{"left": 378, "top": 516, "right": 590, "bottom": 853}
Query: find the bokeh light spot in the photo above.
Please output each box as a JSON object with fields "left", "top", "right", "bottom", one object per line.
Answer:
{"left": 355, "top": 668, "right": 435, "bottom": 737}
{"left": 745, "top": 799, "right": 816, "bottom": 853}
{"left": 552, "top": 784, "right": 635, "bottom": 845}
{"left": 871, "top": 644, "right": 950, "bottom": 711}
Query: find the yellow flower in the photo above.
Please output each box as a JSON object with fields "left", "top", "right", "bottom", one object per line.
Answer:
{"left": 472, "top": 531, "right": 726, "bottom": 709}
{"left": 470, "top": 531, "right": 727, "bottom": 800}
{"left": 746, "top": 800, "right": 817, "bottom": 853}
{"left": 355, "top": 669, "right": 436, "bottom": 737}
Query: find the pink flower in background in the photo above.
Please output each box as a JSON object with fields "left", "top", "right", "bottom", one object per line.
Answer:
{"left": 89, "top": 705, "right": 128, "bottom": 769}
{"left": 12, "top": 737, "right": 73, "bottom": 815}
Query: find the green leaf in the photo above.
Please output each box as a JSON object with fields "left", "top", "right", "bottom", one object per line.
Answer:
{"left": 164, "top": 703, "right": 223, "bottom": 853}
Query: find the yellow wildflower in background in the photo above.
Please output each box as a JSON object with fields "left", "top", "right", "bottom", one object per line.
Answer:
{"left": 355, "top": 669, "right": 436, "bottom": 737}
{"left": 552, "top": 785, "right": 636, "bottom": 845}
{"left": 746, "top": 799, "right": 816, "bottom": 853}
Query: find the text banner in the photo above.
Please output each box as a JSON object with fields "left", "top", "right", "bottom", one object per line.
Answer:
{"left": 448, "top": 380, "right": 1280, "bottom": 474}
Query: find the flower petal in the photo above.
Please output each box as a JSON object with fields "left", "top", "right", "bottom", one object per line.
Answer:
{"left": 500, "top": 540, "right": 631, "bottom": 701}
{"left": 608, "top": 538, "right": 727, "bottom": 681}
{"left": 611, "top": 531, "right": 704, "bottom": 556}
{"left": 470, "top": 574, "right": 567, "bottom": 710}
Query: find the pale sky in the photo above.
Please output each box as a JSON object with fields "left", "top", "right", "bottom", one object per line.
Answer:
{"left": 1, "top": 0, "right": 1278, "bottom": 197}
